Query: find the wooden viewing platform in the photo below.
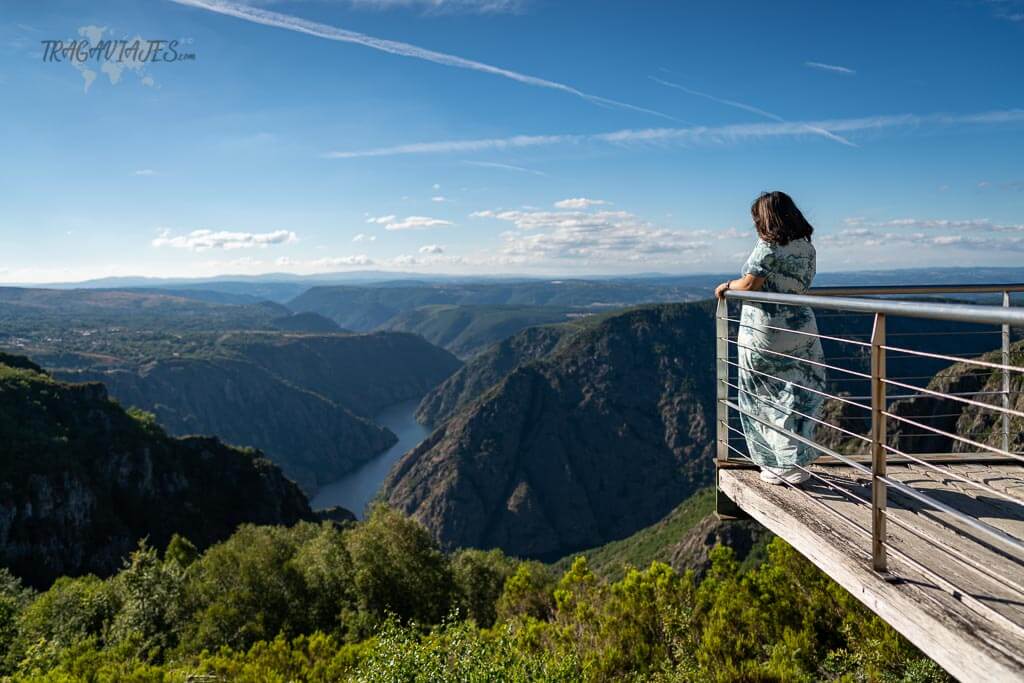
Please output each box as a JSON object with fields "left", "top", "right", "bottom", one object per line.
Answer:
{"left": 718, "top": 460, "right": 1024, "bottom": 682}
{"left": 716, "top": 283, "right": 1024, "bottom": 682}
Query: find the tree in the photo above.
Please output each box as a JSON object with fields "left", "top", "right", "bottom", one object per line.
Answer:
{"left": 344, "top": 505, "right": 454, "bottom": 632}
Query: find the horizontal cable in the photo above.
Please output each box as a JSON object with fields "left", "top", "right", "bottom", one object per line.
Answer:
{"left": 725, "top": 289, "right": 1024, "bottom": 327}
{"left": 882, "top": 344, "right": 1024, "bottom": 375}
{"left": 887, "top": 330, "right": 1002, "bottom": 338}
{"left": 722, "top": 443, "right": 876, "bottom": 542}
{"left": 721, "top": 399, "right": 871, "bottom": 476}
{"left": 882, "top": 377, "right": 1024, "bottom": 420}
{"left": 723, "top": 316, "right": 871, "bottom": 347}
{"left": 724, "top": 379, "right": 871, "bottom": 444}
{"left": 722, "top": 444, "right": 1024, "bottom": 627}
{"left": 888, "top": 389, "right": 1013, "bottom": 401}
{"left": 882, "top": 411, "right": 1024, "bottom": 464}
{"left": 723, "top": 396, "right": 1024, "bottom": 556}
{"left": 726, "top": 338, "right": 871, "bottom": 379}
{"left": 721, "top": 358, "right": 870, "bottom": 411}
{"left": 879, "top": 474, "right": 1024, "bottom": 555}
{"left": 881, "top": 444, "right": 1024, "bottom": 507}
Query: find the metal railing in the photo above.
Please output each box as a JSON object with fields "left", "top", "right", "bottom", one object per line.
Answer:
{"left": 715, "top": 283, "right": 1024, "bottom": 583}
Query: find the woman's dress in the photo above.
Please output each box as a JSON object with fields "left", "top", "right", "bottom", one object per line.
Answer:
{"left": 737, "top": 238, "right": 827, "bottom": 470}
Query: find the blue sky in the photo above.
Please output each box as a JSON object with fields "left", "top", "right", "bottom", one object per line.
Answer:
{"left": 1, "top": 0, "right": 1022, "bottom": 283}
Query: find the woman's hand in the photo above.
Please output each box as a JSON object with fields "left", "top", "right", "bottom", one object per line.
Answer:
{"left": 715, "top": 281, "right": 731, "bottom": 299}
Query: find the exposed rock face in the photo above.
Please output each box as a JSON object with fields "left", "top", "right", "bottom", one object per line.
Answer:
{"left": 817, "top": 339, "right": 1023, "bottom": 456}
{"left": 378, "top": 304, "right": 580, "bottom": 359}
{"left": 668, "top": 514, "right": 769, "bottom": 579}
{"left": 65, "top": 358, "right": 395, "bottom": 493}
{"left": 219, "top": 332, "right": 461, "bottom": 417}
{"left": 382, "top": 303, "right": 718, "bottom": 561}
{"left": 57, "top": 332, "right": 462, "bottom": 493}
{"left": 0, "top": 357, "right": 314, "bottom": 589}
{"left": 416, "top": 325, "right": 572, "bottom": 427}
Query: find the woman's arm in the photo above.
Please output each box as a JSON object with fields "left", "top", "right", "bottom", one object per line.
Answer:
{"left": 715, "top": 273, "right": 765, "bottom": 299}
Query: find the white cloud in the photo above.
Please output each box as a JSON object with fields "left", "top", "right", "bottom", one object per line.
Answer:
{"left": 419, "top": 244, "right": 444, "bottom": 254}
{"left": 366, "top": 215, "right": 454, "bottom": 231}
{"left": 169, "top": 0, "right": 672, "bottom": 120}
{"left": 804, "top": 61, "right": 856, "bottom": 75}
{"left": 431, "top": 195, "right": 448, "bottom": 202}
{"left": 554, "top": 197, "right": 610, "bottom": 209}
{"left": 432, "top": 183, "right": 441, "bottom": 190}
{"left": 133, "top": 169, "right": 157, "bottom": 176}
{"left": 842, "top": 217, "right": 1024, "bottom": 233}
{"left": 312, "top": 255, "right": 374, "bottom": 267}
{"left": 821, "top": 229, "right": 1024, "bottom": 253}
{"left": 473, "top": 206, "right": 709, "bottom": 263}
{"left": 326, "top": 108, "right": 1024, "bottom": 159}
{"left": 821, "top": 216, "right": 1024, "bottom": 257}
{"left": 152, "top": 228, "right": 297, "bottom": 251}
{"left": 352, "top": 233, "right": 376, "bottom": 242}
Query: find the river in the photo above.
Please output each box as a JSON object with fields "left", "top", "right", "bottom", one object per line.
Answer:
{"left": 310, "top": 398, "right": 430, "bottom": 519}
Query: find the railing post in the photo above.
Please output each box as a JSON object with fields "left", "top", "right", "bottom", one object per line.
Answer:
{"left": 1002, "top": 290, "right": 1011, "bottom": 453}
{"left": 716, "top": 296, "right": 729, "bottom": 463}
{"left": 871, "top": 312, "right": 888, "bottom": 572}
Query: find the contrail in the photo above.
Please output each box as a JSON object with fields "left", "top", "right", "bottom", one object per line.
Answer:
{"left": 324, "top": 109, "right": 1024, "bottom": 158}
{"left": 463, "top": 160, "right": 547, "bottom": 176}
{"left": 649, "top": 75, "right": 855, "bottom": 147}
{"left": 805, "top": 61, "right": 856, "bottom": 75}
{"left": 167, "top": 0, "right": 676, "bottom": 120}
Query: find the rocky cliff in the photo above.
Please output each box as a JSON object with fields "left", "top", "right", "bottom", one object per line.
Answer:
{"left": 415, "top": 324, "right": 574, "bottom": 426}
{"left": 382, "top": 303, "right": 718, "bottom": 561}
{"left": 0, "top": 356, "right": 313, "bottom": 589}
{"left": 57, "top": 332, "right": 462, "bottom": 492}
{"left": 818, "top": 339, "right": 1023, "bottom": 456}
{"left": 65, "top": 357, "right": 395, "bottom": 493}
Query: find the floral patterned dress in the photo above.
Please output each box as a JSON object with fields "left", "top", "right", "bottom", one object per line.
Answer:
{"left": 737, "top": 238, "right": 826, "bottom": 470}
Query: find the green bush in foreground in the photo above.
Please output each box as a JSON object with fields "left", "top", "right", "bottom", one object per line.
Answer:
{"left": 0, "top": 506, "right": 948, "bottom": 682}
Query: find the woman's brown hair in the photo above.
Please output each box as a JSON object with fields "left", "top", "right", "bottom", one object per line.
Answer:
{"left": 751, "top": 191, "right": 814, "bottom": 245}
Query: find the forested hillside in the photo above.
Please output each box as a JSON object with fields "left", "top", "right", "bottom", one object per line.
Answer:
{"left": 0, "top": 504, "right": 947, "bottom": 682}
{"left": 0, "top": 354, "right": 313, "bottom": 589}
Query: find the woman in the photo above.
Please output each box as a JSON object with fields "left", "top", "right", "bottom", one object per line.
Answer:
{"left": 714, "top": 191, "right": 826, "bottom": 485}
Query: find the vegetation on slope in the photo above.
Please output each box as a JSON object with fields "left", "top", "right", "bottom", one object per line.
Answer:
{"left": 378, "top": 304, "right": 583, "bottom": 358}
{"left": 386, "top": 303, "right": 719, "bottom": 561}
{"left": 0, "top": 355, "right": 312, "bottom": 589}
{"left": 551, "top": 488, "right": 770, "bottom": 582}
{"left": 0, "top": 505, "right": 947, "bottom": 682}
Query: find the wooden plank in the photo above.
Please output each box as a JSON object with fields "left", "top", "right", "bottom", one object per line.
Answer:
{"left": 719, "top": 453, "right": 1023, "bottom": 467}
{"left": 719, "top": 470, "right": 1024, "bottom": 682}
{"left": 801, "top": 467, "right": 1024, "bottom": 629}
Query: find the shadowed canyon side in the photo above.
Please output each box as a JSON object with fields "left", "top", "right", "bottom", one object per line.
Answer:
{"left": 61, "top": 358, "right": 396, "bottom": 493}
{"left": 382, "top": 303, "right": 718, "bottom": 560}
{"left": 55, "top": 332, "right": 462, "bottom": 493}
{"left": 377, "top": 304, "right": 581, "bottom": 359}
{"left": 0, "top": 354, "right": 313, "bottom": 589}
{"left": 817, "top": 338, "right": 1024, "bottom": 455}
{"left": 415, "top": 323, "right": 576, "bottom": 426}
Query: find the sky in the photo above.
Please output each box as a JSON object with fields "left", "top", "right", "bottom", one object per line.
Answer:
{"left": 0, "top": 0, "right": 1022, "bottom": 283}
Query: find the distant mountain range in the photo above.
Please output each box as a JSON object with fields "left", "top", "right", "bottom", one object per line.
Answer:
{"left": 13, "top": 265, "right": 1024, "bottom": 304}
